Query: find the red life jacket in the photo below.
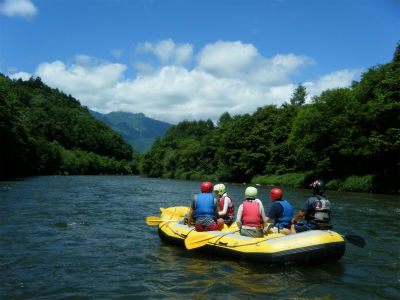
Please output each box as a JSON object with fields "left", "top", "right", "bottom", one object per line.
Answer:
{"left": 218, "top": 194, "right": 234, "bottom": 217}
{"left": 241, "top": 201, "right": 262, "bottom": 227}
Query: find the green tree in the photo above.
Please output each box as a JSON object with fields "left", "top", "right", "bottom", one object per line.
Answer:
{"left": 290, "top": 84, "right": 307, "bottom": 106}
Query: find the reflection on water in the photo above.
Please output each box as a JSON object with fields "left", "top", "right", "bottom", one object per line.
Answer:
{"left": 0, "top": 176, "right": 399, "bottom": 299}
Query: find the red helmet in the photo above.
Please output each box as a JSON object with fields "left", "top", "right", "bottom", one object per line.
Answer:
{"left": 270, "top": 188, "right": 283, "bottom": 200}
{"left": 201, "top": 181, "right": 213, "bottom": 193}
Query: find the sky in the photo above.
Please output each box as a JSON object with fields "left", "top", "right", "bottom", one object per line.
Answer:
{"left": 1, "top": 0, "right": 399, "bottom": 124}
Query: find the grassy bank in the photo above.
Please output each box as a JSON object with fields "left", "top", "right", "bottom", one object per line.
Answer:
{"left": 252, "top": 173, "right": 377, "bottom": 193}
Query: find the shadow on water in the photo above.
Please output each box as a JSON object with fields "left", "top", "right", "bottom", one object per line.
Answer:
{"left": 144, "top": 241, "right": 348, "bottom": 299}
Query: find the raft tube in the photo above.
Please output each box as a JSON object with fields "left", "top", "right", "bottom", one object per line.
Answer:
{"left": 156, "top": 206, "right": 346, "bottom": 265}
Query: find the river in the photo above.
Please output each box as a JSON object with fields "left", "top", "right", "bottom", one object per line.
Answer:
{"left": 0, "top": 176, "right": 399, "bottom": 299}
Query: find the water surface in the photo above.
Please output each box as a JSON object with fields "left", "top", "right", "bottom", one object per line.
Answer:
{"left": 0, "top": 176, "right": 399, "bottom": 299}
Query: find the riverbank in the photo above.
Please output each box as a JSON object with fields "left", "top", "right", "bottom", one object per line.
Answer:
{"left": 252, "top": 172, "right": 398, "bottom": 195}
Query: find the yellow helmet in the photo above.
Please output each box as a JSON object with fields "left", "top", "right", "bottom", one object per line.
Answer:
{"left": 245, "top": 186, "right": 257, "bottom": 199}
{"left": 213, "top": 183, "right": 226, "bottom": 195}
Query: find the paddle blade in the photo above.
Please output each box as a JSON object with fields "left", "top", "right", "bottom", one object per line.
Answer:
{"left": 184, "top": 232, "right": 215, "bottom": 250}
{"left": 146, "top": 216, "right": 175, "bottom": 226}
{"left": 184, "top": 230, "right": 239, "bottom": 250}
{"left": 160, "top": 207, "right": 173, "bottom": 214}
{"left": 344, "top": 235, "right": 366, "bottom": 248}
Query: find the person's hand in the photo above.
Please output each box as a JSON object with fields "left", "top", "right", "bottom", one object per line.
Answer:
{"left": 291, "top": 219, "right": 297, "bottom": 225}
{"left": 263, "top": 223, "right": 273, "bottom": 233}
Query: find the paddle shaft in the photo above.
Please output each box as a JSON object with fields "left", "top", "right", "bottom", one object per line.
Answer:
{"left": 343, "top": 234, "right": 366, "bottom": 247}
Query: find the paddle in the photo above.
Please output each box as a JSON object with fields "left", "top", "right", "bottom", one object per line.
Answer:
{"left": 160, "top": 207, "right": 175, "bottom": 214}
{"left": 185, "top": 230, "right": 239, "bottom": 250}
{"left": 343, "top": 234, "right": 366, "bottom": 248}
{"left": 146, "top": 216, "right": 176, "bottom": 226}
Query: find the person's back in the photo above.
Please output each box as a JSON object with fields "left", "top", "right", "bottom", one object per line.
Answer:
{"left": 214, "top": 183, "right": 234, "bottom": 225}
{"left": 291, "top": 180, "right": 332, "bottom": 233}
{"left": 236, "top": 187, "right": 267, "bottom": 238}
{"left": 190, "top": 181, "right": 224, "bottom": 232}
{"left": 265, "top": 188, "right": 293, "bottom": 234}
{"left": 304, "top": 192, "right": 331, "bottom": 229}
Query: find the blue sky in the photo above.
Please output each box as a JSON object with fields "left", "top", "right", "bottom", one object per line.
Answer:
{"left": 1, "top": 0, "right": 399, "bottom": 123}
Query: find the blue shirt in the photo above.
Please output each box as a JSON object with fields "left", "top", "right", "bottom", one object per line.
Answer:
{"left": 267, "top": 201, "right": 283, "bottom": 219}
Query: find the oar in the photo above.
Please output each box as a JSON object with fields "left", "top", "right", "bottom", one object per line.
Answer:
{"left": 185, "top": 230, "right": 239, "bottom": 250}
{"left": 160, "top": 207, "right": 175, "bottom": 214}
{"left": 343, "top": 234, "right": 366, "bottom": 248}
{"left": 146, "top": 216, "right": 176, "bottom": 226}
{"left": 160, "top": 207, "right": 189, "bottom": 217}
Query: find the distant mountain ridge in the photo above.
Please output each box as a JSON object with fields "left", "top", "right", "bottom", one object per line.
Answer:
{"left": 90, "top": 110, "right": 172, "bottom": 153}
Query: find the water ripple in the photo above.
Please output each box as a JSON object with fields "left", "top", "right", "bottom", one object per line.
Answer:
{"left": 0, "top": 176, "right": 399, "bottom": 299}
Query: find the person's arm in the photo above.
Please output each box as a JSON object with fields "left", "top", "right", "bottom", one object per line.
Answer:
{"left": 236, "top": 204, "right": 243, "bottom": 227}
{"left": 292, "top": 197, "right": 314, "bottom": 224}
{"left": 218, "top": 197, "right": 230, "bottom": 216}
{"left": 213, "top": 197, "right": 220, "bottom": 217}
{"left": 291, "top": 210, "right": 305, "bottom": 224}
{"left": 265, "top": 202, "right": 277, "bottom": 224}
{"left": 258, "top": 200, "right": 268, "bottom": 226}
{"left": 189, "top": 195, "right": 196, "bottom": 218}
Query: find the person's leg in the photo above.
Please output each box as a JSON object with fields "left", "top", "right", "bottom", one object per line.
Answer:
{"left": 294, "top": 222, "right": 316, "bottom": 233}
{"left": 223, "top": 216, "right": 234, "bottom": 225}
{"left": 240, "top": 228, "right": 263, "bottom": 237}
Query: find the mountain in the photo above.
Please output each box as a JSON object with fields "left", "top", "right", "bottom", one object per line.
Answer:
{"left": 90, "top": 110, "right": 172, "bottom": 153}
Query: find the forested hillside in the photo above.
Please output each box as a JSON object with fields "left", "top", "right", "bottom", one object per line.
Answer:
{"left": 90, "top": 110, "right": 171, "bottom": 153}
{"left": 141, "top": 43, "right": 400, "bottom": 194}
{"left": 0, "top": 75, "right": 139, "bottom": 179}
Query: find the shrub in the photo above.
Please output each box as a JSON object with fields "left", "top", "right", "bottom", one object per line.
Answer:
{"left": 341, "top": 175, "right": 374, "bottom": 192}
{"left": 325, "top": 179, "right": 343, "bottom": 190}
{"left": 252, "top": 172, "right": 313, "bottom": 188}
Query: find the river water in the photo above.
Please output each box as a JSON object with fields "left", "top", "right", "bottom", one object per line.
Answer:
{"left": 0, "top": 176, "right": 399, "bottom": 299}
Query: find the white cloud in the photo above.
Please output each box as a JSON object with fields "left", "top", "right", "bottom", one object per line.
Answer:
{"left": 0, "top": 0, "right": 37, "bottom": 18}
{"left": 136, "top": 39, "right": 193, "bottom": 67}
{"left": 8, "top": 40, "right": 360, "bottom": 124}
{"left": 196, "top": 41, "right": 313, "bottom": 85}
{"left": 9, "top": 71, "right": 31, "bottom": 80}
{"left": 197, "top": 41, "right": 259, "bottom": 76}
{"left": 304, "top": 69, "right": 362, "bottom": 101}
{"left": 35, "top": 60, "right": 126, "bottom": 108}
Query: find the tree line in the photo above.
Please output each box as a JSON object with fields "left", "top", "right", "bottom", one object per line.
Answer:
{"left": 0, "top": 74, "right": 140, "bottom": 179}
{"left": 140, "top": 43, "right": 400, "bottom": 194}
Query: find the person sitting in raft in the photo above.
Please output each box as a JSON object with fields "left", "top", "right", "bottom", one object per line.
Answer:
{"left": 264, "top": 188, "right": 294, "bottom": 235}
{"left": 188, "top": 181, "right": 224, "bottom": 232}
{"left": 290, "top": 179, "right": 332, "bottom": 233}
{"left": 213, "top": 183, "right": 235, "bottom": 226}
{"left": 236, "top": 186, "right": 268, "bottom": 238}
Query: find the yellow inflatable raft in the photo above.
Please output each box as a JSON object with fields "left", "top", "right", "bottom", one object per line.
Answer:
{"left": 150, "top": 206, "right": 346, "bottom": 265}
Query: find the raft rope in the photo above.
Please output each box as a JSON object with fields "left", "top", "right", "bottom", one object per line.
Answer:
{"left": 211, "top": 233, "right": 288, "bottom": 248}
{"left": 166, "top": 222, "right": 195, "bottom": 239}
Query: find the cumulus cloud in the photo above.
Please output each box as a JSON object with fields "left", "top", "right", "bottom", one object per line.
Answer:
{"left": 9, "top": 71, "right": 31, "bottom": 81}
{"left": 9, "top": 39, "right": 360, "bottom": 124}
{"left": 196, "top": 41, "right": 313, "bottom": 85}
{"left": 136, "top": 39, "right": 193, "bottom": 67}
{"left": 197, "top": 41, "right": 260, "bottom": 76}
{"left": 0, "top": 0, "right": 38, "bottom": 18}
{"left": 304, "top": 69, "right": 362, "bottom": 101}
{"left": 35, "top": 59, "right": 126, "bottom": 108}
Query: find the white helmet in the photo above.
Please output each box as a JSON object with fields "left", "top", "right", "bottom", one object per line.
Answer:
{"left": 213, "top": 183, "right": 226, "bottom": 195}
{"left": 245, "top": 186, "right": 257, "bottom": 199}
